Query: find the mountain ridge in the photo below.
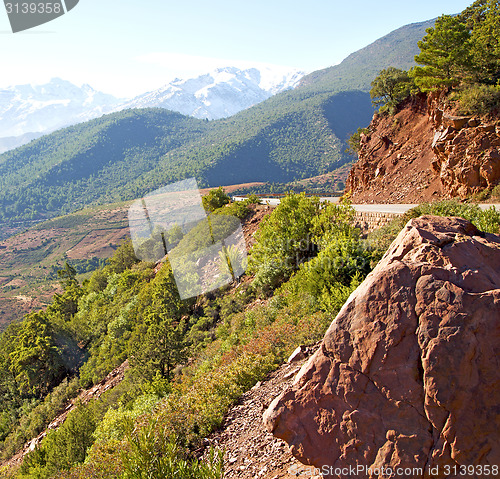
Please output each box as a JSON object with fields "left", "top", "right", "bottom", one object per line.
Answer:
{"left": 298, "top": 18, "right": 435, "bottom": 94}
{"left": 117, "top": 66, "right": 305, "bottom": 120}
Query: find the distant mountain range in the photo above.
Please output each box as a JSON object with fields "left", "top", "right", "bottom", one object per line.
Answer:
{"left": 118, "top": 66, "right": 304, "bottom": 120}
{"left": 0, "top": 67, "right": 304, "bottom": 153}
{"left": 0, "top": 79, "right": 121, "bottom": 152}
{"left": 0, "top": 18, "right": 434, "bottom": 224}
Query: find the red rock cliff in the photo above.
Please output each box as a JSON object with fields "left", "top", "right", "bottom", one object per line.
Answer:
{"left": 346, "top": 92, "right": 500, "bottom": 203}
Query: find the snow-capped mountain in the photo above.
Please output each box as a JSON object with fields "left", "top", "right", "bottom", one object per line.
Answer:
{"left": 118, "top": 66, "right": 305, "bottom": 120}
{"left": 0, "top": 67, "right": 304, "bottom": 153}
{"left": 0, "top": 78, "right": 122, "bottom": 151}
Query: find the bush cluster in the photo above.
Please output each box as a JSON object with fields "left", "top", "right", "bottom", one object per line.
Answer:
{"left": 455, "top": 84, "right": 500, "bottom": 116}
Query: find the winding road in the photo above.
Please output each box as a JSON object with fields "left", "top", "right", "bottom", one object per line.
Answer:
{"left": 233, "top": 196, "right": 500, "bottom": 214}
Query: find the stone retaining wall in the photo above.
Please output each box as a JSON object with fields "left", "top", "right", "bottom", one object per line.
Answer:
{"left": 354, "top": 211, "right": 403, "bottom": 233}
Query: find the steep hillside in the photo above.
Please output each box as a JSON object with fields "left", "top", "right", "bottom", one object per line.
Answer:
{"left": 1, "top": 193, "right": 499, "bottom": 478}
{"left": 0, "top": 109, "right": 211, "bottom": 222}
{"left": 346, "top": 92, "right": 500, "bottom": 203}
{"left": 299, "top": 19, "right": 434, "bottom": 93}
{"left": 0, "top": 182, "right": 265, "bottom": 329}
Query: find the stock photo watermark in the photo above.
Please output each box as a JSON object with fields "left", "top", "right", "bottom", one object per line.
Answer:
{"left": 3, "top": 0, "right": 79, "bottom": 32}
{"left": 128, "top": 178, "right": 248, "bottom": 300}
{"left": 288, "top": 463, "right": 500, "bottom": 477}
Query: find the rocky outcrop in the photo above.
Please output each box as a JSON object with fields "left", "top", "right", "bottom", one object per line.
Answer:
{"left": 346, "top": 92, "right": 500, "bottom": 203}
{"left": 429, "top": 92, "right": 500, "bottom": 197}
{"left": 263, "top": 216, "right": 500, "bottom": 478}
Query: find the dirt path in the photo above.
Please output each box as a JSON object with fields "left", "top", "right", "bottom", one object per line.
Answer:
{"left": 203, "top": 345, "right": 323, "bottom": 479}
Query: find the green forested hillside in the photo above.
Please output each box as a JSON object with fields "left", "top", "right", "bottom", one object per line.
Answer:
{"left": 0, "top": 196, "right": 377, "bottom": 478}
{"left": 0, "top": 110, "right": 210, "bottom": 222}
{"left": 0, "top": 92, "right": 373, "bottom": 223}
{"left": 0, "top": 19, "right": 433, "bottom": 224}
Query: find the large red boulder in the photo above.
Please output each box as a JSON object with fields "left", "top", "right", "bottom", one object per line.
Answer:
{"left": 263, "top": 216, "right": 500, "bottom": 478}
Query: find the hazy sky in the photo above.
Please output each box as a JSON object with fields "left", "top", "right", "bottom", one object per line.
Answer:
{"left": 0, "top": 0, "right": 473, "bottom": 97}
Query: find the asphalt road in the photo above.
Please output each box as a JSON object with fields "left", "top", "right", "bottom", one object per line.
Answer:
{"left": 233, "top": 196, "right": 500, "bottom": 214}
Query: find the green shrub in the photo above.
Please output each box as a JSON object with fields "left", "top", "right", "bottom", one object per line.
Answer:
{"left": 128, "top": 317, "right": 188, "bottom": 383}
{"left": 471, "top": 188, "right": 492, "bottom": 202}
{"left": 1, "top": 377, "right": 80, "bottom": 460}
{"left": 122, "top": 427, "right": 223, "bottom": 479}
{"left": 92, "top": 395, "right": 159, "bottom": 447}
{"left": 213, "top": 201, "right": 250, "bottom": 219}
{"left": 249, "top": 193, "right": 322, "bottom": 291}
{"left": 20, "top": 403, "right": 97, "bottom": 478}
{"left": 302, "top": 238, "right": 371, "bottom": 291}
{"left": 365, "top": 219, "right": 406, "bottom": 262}
{"left": 317, "top": 278, "right": 361, "bottom": 314}
{"left": 474, "top": 206, "right": 500, "bottom": 233}
{"left": 0, "top": 465, "right": 16, "bottom": 478}
{"left": 370, "top": 67, "right": 416, "bottom": 113}
{"left": 250, "top": 195, "right": 362, "bottom": 294}
{"left": 284, "top": 234, "right": 372, "bottom": 314}
{"left": 8, "top": 311, "right": 68, "bottom": 397}
{"left": 456, "top": 84, "right": 500, "bottom": 115}
{"left": 52, "top": 257, "right": 344, "bottom": 479}
{"left": 346, "top": 127, "right": 369, "bottom": 155}
{"left": 245, "top": 194, "right": 262, "bottom": 205}
{"left": 106, "top": 240, "right": 139, "bottom": 274}
{"left": 406, "top": 200, "right": 500, "bottom": 233}
{"left": 491, "top": 184, "right": 500, "bottom": 200}
{"left": 367, "top": 200, "right": 500, "bottom": 259}
{"left": 202, "top": 187, "right": 230, "bottom": 213}
{"left": 86, "top": 268, "right": 109, "bottom": 293}
{"left": 311, "top": 201, "right": 358, "bottom": 247}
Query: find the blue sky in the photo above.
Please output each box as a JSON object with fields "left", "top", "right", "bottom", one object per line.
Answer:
{"left": 0, "top": 0, "right": 473, "bottom": 97}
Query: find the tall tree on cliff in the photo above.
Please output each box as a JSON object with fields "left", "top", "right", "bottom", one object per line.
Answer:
{"left": 461, "top": 0, "right": 500, "bottom": 84}
{"left": 411, "top": 14, "right": 473, "bottom": 90}
{"left": 370, "top": 67, "right": 415, "bottom": 113}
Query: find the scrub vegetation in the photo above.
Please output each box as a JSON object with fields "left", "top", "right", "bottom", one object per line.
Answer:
{"left": 1, "top": 192, "right": 498, "bottom": 478}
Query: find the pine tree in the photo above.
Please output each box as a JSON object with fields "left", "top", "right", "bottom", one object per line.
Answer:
{"left": 370, "top": 67, "right": 415, "bottom": 113}
{"left": 9, "top": 312, "right": 66, "bottom": 396}
{"left": 412, "top": 15, "right": 473, "bottom": 90}
{"left": 467, "top": 0, "right": 500, "bottom": 84}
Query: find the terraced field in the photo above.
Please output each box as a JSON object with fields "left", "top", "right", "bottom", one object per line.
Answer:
{"left": 0, "top": 202, "right": 131, "bottom": 330}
